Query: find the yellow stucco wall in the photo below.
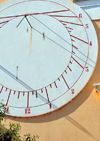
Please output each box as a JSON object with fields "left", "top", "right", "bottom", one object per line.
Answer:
{"left": 1, "top": 0, "right": 100, "bottom": 141}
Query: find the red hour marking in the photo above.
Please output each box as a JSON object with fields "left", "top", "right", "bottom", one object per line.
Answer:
{"left": 71, "top": 89, "right": 74, "bottom": 94}
{"left": 41, "top": 89, "right": 43, "bottom": 93}
{"left": 4, "top": 108, "right": 6, "bottom": 113}
{"left": 61, "top": 75, "right": 70, "bottom": 89}
{"left": 54, "top": 81, "right": 57, "bottom": 88}
{"left": 14, "top": 91, "right": 16, "bottom": 95}
{"left": 25, "top": 108, "right": 30, "bottom": 114}
{"left": 79, "top": 13, "right": 82, "bottom": 18}
{"left": 85, "top": 67, "right": 89, "bottom": 72}
{"left": 71, "top": 56, "right": 84, "bottom": 69}
{"left": 6, "top": 90, "right": 11, "bottom": 106}
{"left": 36, "top": 90, "right": 38, "bottom": 98}
{"left": 72, "top": 44, "right": 78, "bottom": 49}
{"left": 7, "top": 107, "right": 9, "bottom": 112}
{"left": 59, "top": 20, "right": 83, "bottom": 26}
{"left": 70, "top": 35, "right": 89, "bottom": 45}
{"left": 85, "top": 24, "right": 89, "bottom": 29}
{"left": 18, "top": 91, "right": 20, "bottom": 99}
{"left": 0, "top": 86, "right": 3, "bottom": 93}
{"left": 68, "top": 66, "right": 72, "bottom": 71}
{"left": 27, "top": 92, "right": 29, "bottom": 108}
{"left": 50, "top": 84, "right": 52, "bottom": 88}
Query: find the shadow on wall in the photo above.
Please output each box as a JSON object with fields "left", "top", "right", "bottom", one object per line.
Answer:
{"left": 6, "top": 20, "right": 100, "bottom": 125}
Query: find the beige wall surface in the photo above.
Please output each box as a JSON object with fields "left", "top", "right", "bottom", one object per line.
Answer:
{"left": 1, "top": 1, "right": 100, "bottom": 141}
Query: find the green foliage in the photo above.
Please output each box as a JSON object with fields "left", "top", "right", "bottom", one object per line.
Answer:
{"left": 0, "top": 101, "right": 6, "bottom": 123}
{"left": 0, "top": 123, "right": 21, "bottom": 141}
{"left": 23, "top": 133, "right": 39, "bottom": 141}
{"left": 0, "top": 102, "right": 39, "bottom": 141}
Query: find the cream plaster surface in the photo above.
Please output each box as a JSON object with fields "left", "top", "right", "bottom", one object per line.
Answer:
{"left": 1, "top": 0, "right": 100, "bottom": 141}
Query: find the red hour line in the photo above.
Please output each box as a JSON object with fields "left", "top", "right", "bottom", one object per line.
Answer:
{"left": 61, "top": 75, "right": 70, "bottom": 89}
{"left": 45, "top": 87, "right": 51, "bottom": 109}
{"left": 0, "top": 20, "right": 9, "bottom": 24}
{"left": 6, "top": 90, "right": 11, "bottom": 106}
{"left": 50, "top": 15, "right": 77, "bottom": 18}
{"left": 59, "top": 20, "right": 83, "bottom": 26}
{"left": 27, "top": 92, "right": 29, "bottom": 108}
{"left": 70, "top": 35, "right": 89, "bottom": 45}
{"left": 41, "top": 10, "right": 70, "bottom": 15}
{"left": 71, "top": 56, "right": 84, "bottom": 69}
{"left": 68, "top": 66, "right": 72, "bottom": 71}
{"left": 54, "top": 81, "right": 57, "bottom": 88}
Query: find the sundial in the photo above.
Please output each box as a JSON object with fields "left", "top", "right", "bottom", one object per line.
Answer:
{"left": 0, "top": 0, "right": 98, "bottom": 117}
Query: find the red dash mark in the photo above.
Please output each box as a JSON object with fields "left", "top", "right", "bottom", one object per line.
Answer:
{"left": 45, "top": 87, "right": 51, "bottom": 109}
{"left": 0, "top": 86, "right": 3, "bottom": 93}
{"left": 61, "top": 75, "right": 70, "bottom": 89}
{"left": 32, "top": 91, "right": 34, "bottom": 95}
{"left": 71, "top": 39, "right": 75, "bottom": 42}
{"left": 65, "top": 70, "right": 67, "bottom": 74}
{"left": 58, "top": 78, "right": 60, "bottom": 81}
{"left": 66, "top": 27, "right": 73, "bottom": 30}
{"left": 27, "top": 92, "right": 29, "bottom": 108}
{"left": 41, "top": 89, "right": 43, "bottom": 93}
{"left": 13, "top": 91, "right": 16, "bottom": 95}
{"left": 70, "top": 61, "right": 72, "bottom": 64}
{"left": 5, "top": 88, "right": 7, "bottom": 92}
{"left": 25, "top": 108, "right": 30, "bottom": 114}
{"left": 68, "top": 66, "right": 72, "bottom": 71}
{"left": 6, "top": 90, "right": 11, "bottom": 106}
{"left": 72, "top": 51, "right": 75, "bottom": 54}
{"left": 36, "top": 90, "right": 38, "bottom": 98}
{"left": 72, "top": 44, "right": 78, "bottom": 50}
{"left": 71, "top": 89, "right": 74, "bottom": 94}
{"left": 54, "top": 81, "right": 57, "bottom": 88}
{"left": 70, "top": 35, "right": 89, "bottom": 45}
{"left": 18, "top": 91, "right": 20, "bottom": 99}
{"left": 71, "top": 56, "right": 84, "bottom": 69}
{"left": 50, "top": 84, "right": 52, "bottom": 88}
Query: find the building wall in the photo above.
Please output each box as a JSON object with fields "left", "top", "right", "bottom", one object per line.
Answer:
{"left": 1, "top": 0, "right": 100, "bottom": 141}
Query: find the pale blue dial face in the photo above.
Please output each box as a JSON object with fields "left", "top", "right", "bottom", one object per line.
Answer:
{"left": 0, "top": 0, "right": 98, "bottom": 117}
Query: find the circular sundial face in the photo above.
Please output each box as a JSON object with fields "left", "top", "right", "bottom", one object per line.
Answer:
{"left": 0, "top": 0, "right": 98, "bottom": 117}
